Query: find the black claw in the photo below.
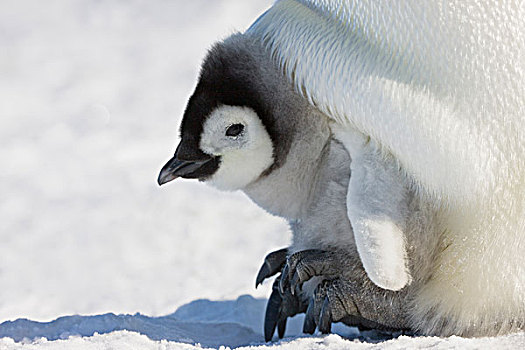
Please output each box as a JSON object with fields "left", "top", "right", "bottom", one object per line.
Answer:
{"left": 319, "top": 297, "right": 332, "bottom": 334}
{"left": 256, "top": 248, "right": 288, "bottom": 288}
{"left": 264, "top": 286, "right": 282, "bottom": 342}
{"left": 282, "top": 250, "right": 333, "bottom": 296}
{"left": 279, "top": 263, "right": 290, "bottom": 294}
{"left": 277, "top": 318, "right": 286, "bottom": 339}
{"left": 289, "top": 270, "right": 301, "bottom": 295}
{"left": 303, "top": 297, "right": 317, "bottom": 334}
{"left": 256, "top": 263, "right": 271, "bottom": 289}
{"left": 302, "top": 279, "right": 331, "bottom": 335}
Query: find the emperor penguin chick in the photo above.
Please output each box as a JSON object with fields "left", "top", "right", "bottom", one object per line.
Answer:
{"left": 158, "top": 34, "right": 429, "bottom": 339}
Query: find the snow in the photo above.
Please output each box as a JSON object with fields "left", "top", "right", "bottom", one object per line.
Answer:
{"left": 1, "top": 296, "right": 523, "bottom": 349}
{"left": 0, "top": 0, "right": 523, "bottom": 349}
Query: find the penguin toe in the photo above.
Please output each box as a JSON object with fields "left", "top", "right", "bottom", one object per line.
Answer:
{"left": 256, "top": 248, "right": 288, "bottom": 288}
{"left": 302, "top": 278, "right": 404, "bottom": 335}
{"left": 280, "top": 249, "right": 344, "bottom": 295}
{"left": 264, "top": 274, "right": 308, "bottom": 341}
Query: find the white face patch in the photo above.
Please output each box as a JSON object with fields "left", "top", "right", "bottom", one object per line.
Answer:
{"left": 200, "top": 105, "right": 274, "bottom": 191}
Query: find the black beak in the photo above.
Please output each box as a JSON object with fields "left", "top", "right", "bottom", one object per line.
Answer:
{"left": 158, "top": 157, "right": 201, "bottom": 185}
{"left": 158, "top": 138, "right": 221, "bottom": 186}
{"left": 158, "top": 150, "right": 220, "bottom": 186}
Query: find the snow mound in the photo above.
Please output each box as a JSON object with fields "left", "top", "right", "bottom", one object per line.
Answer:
{"left": 2, "top": 295, "right": 524, "bottom": 349}
{"left": 0, "top": 296, "right": 264, "bottom": 348}
{"left": 1, "top": 295, "right": 319, "bottom": 348}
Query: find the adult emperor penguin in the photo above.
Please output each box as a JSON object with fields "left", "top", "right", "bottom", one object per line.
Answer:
{"left": 159, "top": 0, "right": 525, "bottom": 339}
{"left": 243, "top": 0, "right": 525, "bottom": 337}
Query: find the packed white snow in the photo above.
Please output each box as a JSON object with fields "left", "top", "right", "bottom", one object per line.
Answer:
{"left": 0, "top": 0, "right": 523, "bottom": 349}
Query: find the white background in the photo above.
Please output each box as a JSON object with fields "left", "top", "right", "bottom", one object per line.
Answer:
{"left": 0, "top": 0, "right": 282, "bottom": 323}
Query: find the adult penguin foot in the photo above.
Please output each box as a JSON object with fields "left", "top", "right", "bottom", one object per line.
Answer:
{"left": 278, "top": 249, "right": 409, "bottom": 335}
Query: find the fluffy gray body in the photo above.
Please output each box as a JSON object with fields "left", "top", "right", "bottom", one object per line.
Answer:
{"left": 238, "top": 50, "right": 438, "bottom": 333}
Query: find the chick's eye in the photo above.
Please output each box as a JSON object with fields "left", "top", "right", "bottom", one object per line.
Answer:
{"left": 225, "top": 123, "right": 244, "bottom": 137}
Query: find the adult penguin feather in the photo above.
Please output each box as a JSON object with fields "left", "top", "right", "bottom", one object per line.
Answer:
{"left": 248, "top": 0, "right": 525, "bottom": 336}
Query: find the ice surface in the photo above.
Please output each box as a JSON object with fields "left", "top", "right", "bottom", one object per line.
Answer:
{"left": 0, "top": 0, "right": 523, "bottom": 349}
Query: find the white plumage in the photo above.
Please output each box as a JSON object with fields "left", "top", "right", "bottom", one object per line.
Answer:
{"left": 201, "top": 106, "right": 275, "bottom": 191}
{"left": 247, "top": 0, "right": 525, "bottom": 336}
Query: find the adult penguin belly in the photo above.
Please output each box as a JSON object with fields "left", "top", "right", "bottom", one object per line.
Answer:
{"left": 248, "top": 0, "right": 525, "bottom": 336}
